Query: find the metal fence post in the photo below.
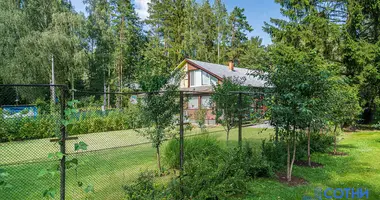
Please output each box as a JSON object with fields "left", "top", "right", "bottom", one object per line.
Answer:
{"left": 60, "top": 87, "right": 67, "bottom": 200}
{"left": 179, "top": 91, "right": 184, "bottom": 170}
{"left": 238, "top": 92, "right": 242, "bottom": 147}
{"left": 179, "top": 91, "right": 184, "bottom": 198}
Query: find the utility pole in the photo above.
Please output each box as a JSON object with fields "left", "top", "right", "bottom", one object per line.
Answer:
{"left": 103, "top": 69, "right": 107, "bottom": 108}
{"left": 238, "top": 92, "right": 242, "bottom": 147}
{"left": 71, "top": 73, "right": 75, "bottom": 101}
{"left": 51, "top": 54, "right": 55, "bottom": 104}
{"left": 217, "top": 21, "right": 220, "bottom": 64}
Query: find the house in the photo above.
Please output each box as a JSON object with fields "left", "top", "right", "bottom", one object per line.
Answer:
{"left": 177, "top": 59, "right": 267, "bottom": 125}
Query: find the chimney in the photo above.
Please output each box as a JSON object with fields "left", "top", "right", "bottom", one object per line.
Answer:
{"left": 228, "top": 60, "right": 234, "bottom": 71}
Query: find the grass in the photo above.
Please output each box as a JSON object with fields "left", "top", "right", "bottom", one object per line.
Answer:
{"left": 2, "top": 127, "right": 380, "bottom": 200}
{"left": 0, "top": 126, "right": 270, "bottom": 200}
{"left": 246, "top": 131, "right": 380, "bottom": 200}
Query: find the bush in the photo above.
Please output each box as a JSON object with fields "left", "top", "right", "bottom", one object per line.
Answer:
{"left": 66, "top": 105, "right": 142, "bottom": 135}
{"left": 164, "top": 136, "right": 223, "bottom": 169}
{"left": 123, "top": 171, "right": 165, "bottom": 200}
{"left": 194, "top": 109, "right": 207, "bottom": 132}
{"left": 261, "top": 139, "right": 288, "bottom": 170}
{"left": 162, "top": 137, "right": 272, "bottom": 199}
{"left": 298, "top": 132, "right": 334, "bottom": 154}
{"left": 0, "top": 115, "right": 59, "bottom": 142}
{"left": 261, "top": 132, "right": 334, "bottom": 170}
{"left": 125, "top": 138, "right": 272, "bottom": 199}
{"left": 0, "top": 104, "right": 143, "bottom": 142}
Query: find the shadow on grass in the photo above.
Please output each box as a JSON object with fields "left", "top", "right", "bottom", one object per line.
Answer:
{"left": 336, "top": 144, "right": 357, "bottom": 149}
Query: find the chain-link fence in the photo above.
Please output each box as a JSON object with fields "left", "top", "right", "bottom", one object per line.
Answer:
{"left": 0, "top": 84, "right": 66, "bottom": 200}
{"left": 0, "top": 84, "right": 268, "bottom": 200}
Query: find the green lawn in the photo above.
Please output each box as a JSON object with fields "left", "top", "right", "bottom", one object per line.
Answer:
{"left": 246, "top": 131, "right": 380, "bottom": 200}
{"left": 1, "top": 127, "right": 380, "bottom": 200}
{"left": 0, "top": 126, "right": 271, "bottom": 200}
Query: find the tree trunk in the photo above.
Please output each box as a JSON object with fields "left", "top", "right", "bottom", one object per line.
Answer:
{"left": 307, "top": 126, "right": 311, "bottom": 167}
{"left": 156, "top": 146, "right": 162, "bottom": 175}
{"left": 289, "top": 128, "right": 297, "bottom": 182}
{"left": 107, "top": 68, "right": 111, "bottom": 109}
{"left": 71, "top": 73, "right": 75, "bottom": 101}
{"left": 117, "top": 14, "right": 124, "bottom": 109}
{"left": 287, "top": 126, "right": 297, "bottom": 182}
{"left": 333, "top": 124, "right": 338, "bottom": 154}
{"left": 107, "top": 85, "right": 110, "bottom": 109}
{"left": 286, "top": 139, "right": 291, "bottom": 181}
{"left": 226, "top": 129, "right": 230, "bottom": 144}
{"left": 275, "top": 124, "right": 279, "bottom": 143}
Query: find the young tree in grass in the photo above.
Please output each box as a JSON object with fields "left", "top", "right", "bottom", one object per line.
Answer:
{"left": 137, "top": 63, "right": 180, "bottom": 174}
{"left": 267, "top": 45, "right": 333, "bottom": 181}
{"left": 211, "top": 77, "right": 250, "bottom": 143}
{"left": 194, "top": 108, "right": 207, "bottom": 133}
{"left": 327, "top": 81, "right": 361, "bottom": 154}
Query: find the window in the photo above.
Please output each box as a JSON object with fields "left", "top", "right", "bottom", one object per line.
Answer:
{"left": 188, "top": 96, "right": 199, "bottom": 109}
{"left": 190, "top": 71, "right": 195, "bottom": 86}
{"left": 211, "top": 76, "right": 217, "bottom": 85}
{"left": 190, "top": 70, "right": 202, "bottom": 87}
{"left": 190, "top": 70, "right": 217, "bottom": 87}
{"left": 201, "top": 96, "right": 211, "bottom": 109}
{"left": 202, "top": 71, "right": 210, "bottom": 85}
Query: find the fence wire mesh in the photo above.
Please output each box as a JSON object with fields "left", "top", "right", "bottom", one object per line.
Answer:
{"left": 0, "top": 85, "right": 65, "bottom": 200}
{"left": 0, "top": 85, "right": 268, "bottom": 200}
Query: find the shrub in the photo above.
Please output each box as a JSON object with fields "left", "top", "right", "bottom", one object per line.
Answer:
{"left": 0, "top": 115, "right": 59, "bottom": 142}
{"left": 261, "top": 133, "right": 334, "bottom": 170}
{"left": 194, "top": 109, "right": 207, "bottom": 132}
{"left": 123, "top": 171, "right": 165, "bottom": 200}
{"left": 261, "top": 139, "right": 288, "bottom": 170}
{"left": 0, "top": 104, "right": 143, "bottom": 142}
{"left": 126, "top": 138, "right": 273, "bottom": 199}
{"left": 66, "top": 106, "right": 142, "bottom": 136}
{"left": 164, "top": 136, "right": 223, "bottom": 169}
{"left": 298, "top": 132, "right": 334, "bottom": 154}
{"left": 162, "top": 138, "right": 272, "bottom": 199}
{"left": 232, "top": 142, "right": 272, "bottom": 179}
{"left": 34, "top": 98, "right": 50, "bottom": 114}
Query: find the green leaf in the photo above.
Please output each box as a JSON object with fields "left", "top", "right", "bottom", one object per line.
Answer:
{"left": 64, "top": 109, "right": 72, "bottom": 116}
{"left": 61, "top": 120, "right": 69, "bottom": 127}
{"left": 77, "top": 181, "right": 83, "bottom": 187}
{"left": 70, "top": 158, "right": 78, "bottom": 165}
{"left": 49, "top": 170, "right": 58, "bottom": 177}
{"left": 75, "top": 141, "right": 88, "bottom": 151}
{"left": 74, "top": 143, "right": 79, "bottom": 151}
{"left": 55, "top": 152, "right": 64, "bottom": 159}
{"left": 43, "top": 188, "right": 56, "bottom": 198}
{"left": 38, "top": 169, "right": 48, "bottom": 178}
{"left": 84, "top": 184, "right": 94, "bottom": 193}
{"left": 47, "top": 153, "right": 55, "bottom": 159}
{"left": 0, "top": 172, "right": 8, "bottom": 178}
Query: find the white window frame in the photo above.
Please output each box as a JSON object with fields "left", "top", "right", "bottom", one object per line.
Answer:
{"left": 201, "top": 71, "right": 211, "bottom": 86}
{"left": 190, "top": 69, "right": 218, "bottom": 87}
{"left": 188, "top": 96, "right": 199, "bottom": 109}
{"left": 201, "top": 95, "right": 211, "bottom": 109}
{"left": 190, "top": 70, "right": 202, "bottom": 87}
{"left": 211, "top": 76, "right": 217, "bottom": 85}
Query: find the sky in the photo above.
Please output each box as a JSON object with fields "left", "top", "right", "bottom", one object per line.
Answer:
{"left": 70, "top": 0, "right": 283, "bottom": 45}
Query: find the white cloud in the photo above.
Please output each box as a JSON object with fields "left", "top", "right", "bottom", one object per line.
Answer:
{"left": 134, "top": 0, "right": 150, "bottom": 20}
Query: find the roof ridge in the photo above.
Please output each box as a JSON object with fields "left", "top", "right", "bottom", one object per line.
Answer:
{"left": 184, "top": 59, "right": 267, "bottom": 88}
{"left": 187, "top": 59, "right": 253, "bottom": 71}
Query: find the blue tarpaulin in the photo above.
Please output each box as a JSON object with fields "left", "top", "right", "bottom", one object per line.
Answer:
{"left": 2, "top": 105, "right": 38, "bottom": 118}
